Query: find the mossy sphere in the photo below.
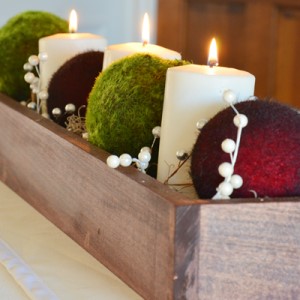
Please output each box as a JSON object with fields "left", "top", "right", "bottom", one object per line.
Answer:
{"left": 0, "top": 11, "right": 68, "bottom": 101}
{"left": 86, "top": 53, "right": 188, "bottom": 157}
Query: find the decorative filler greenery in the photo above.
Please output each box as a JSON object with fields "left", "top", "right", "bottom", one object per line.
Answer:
{"left": 86, "top": 53, "right": 188, "bottom": 157}
{"left": 0, "top": 11, "right": 68, "bottom": 101}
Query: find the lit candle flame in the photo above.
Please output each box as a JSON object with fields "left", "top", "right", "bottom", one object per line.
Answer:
{"left": 207, "top": 38, "right": 219, "bottom": 67}
{"left": 69, "top": 9, "right": 78, "bottom": 33}
{"left": 142, "top": 13, "right": 150, "bottom": 47}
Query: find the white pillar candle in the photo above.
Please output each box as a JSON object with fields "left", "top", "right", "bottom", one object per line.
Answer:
{"left": 102, "top": 13, "right": 181, "bottom": 70}
{"left": 157, "top": 57, "right": 255, "bottom": 198}
{"left": 39, "top": 10, "right": 107, "bottom": 91}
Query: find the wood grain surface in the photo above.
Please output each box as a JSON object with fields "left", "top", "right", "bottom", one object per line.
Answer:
{"left": 174, "top": 203, "right": 300, "bottom": 299}
{"left": 1, "top": 94, "right": 300, "bottom": 299}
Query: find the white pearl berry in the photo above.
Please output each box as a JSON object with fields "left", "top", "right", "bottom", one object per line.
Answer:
{"left": 38, "top": 91, "right": 49, "bottom": 101}
{"left": 136, "top": 161, "right": 149, "bottom": 170}
{"left": 223, "top": 89, "right": 237, "bottom": 104}
{"left": 218, "top": 162, "right": 234, "bottom": 178}
{"left": 52, "top": 107, "right": 62, "bottom": 117}
{"left": 29, "top": 79, "right": 39, "bottom": 91}
{"left": 27, "top": 102, "right": 37, "bottom": 110}
{"left": 230, "top": 174, "right": 243, "bottom": 189}
{"left": 82, "top": 132, "right": 89, "bottom": 140}
{"left": 30, "top": 83, "right": 36, "bottom": 90}
{"left": 119, "top": 154, "right": 132, "bottom": 167}
{"left": 176, "top": 150, "right": 188, "bottom": 161}
{"left": 23, "top": 62, "right": 33, "bottom": 71}
{"left": 218, "top": 181, "right": 233, "bottom": 197}
{"left": 138, "top": 151, "right": 151, "bottom": 163}
{"left": 28, "top": 55, "right": 39, "bottom": 66}
{"left": 221, "top": 139, "right": 236, "bottom": 153}
{"left": 233, "top": 114, "right": 248, "bottom": 128}
{"left": 106, "top": 155, "right": 120, "bottom": 168}
{"left": 140, "top": 146, "right": 151, "bottom": 154}
{"left": 152, "top": 126, "right": 161, "bottom": 138}
{"left": 196, "top": 119, "right": 207, "bottom": 130}
{"left": 38, "top": 52, "right": 48, "bottom": 62}
{"left": 24, "top": 72, "right": 35, "bottom": 83}
{"left": 31, "top": 87, "right": 39, "bottom": 94}
{"left": 65, "top": 103, "right": 76, "bottom": 113}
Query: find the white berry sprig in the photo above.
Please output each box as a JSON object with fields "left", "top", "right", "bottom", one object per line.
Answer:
{"left": 212, "top": 89, "right": 248, "bottom": 199}
{"left": 23, "top": 54, "right": 48, "bottom": 116}
{"left": 106, "top": 126, "right": 161, "bottom": 173}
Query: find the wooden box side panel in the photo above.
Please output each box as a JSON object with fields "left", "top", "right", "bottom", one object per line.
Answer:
{"left": 174, "top": 205, "right": 201, "bottom": 299}
{"left": 0, "top": 95, "right": 195, "bottom": 299}
{"left": 174, "top": 202, "right": 300, "bottom": 299}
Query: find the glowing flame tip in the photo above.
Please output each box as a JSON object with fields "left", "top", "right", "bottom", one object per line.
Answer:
{"left": 207, "top": 38, "right": 218, "bottom": 67}
{"left": 142, "top": 13, "right": 150, "bottom": 46}
{"left": 69, "top": 9, "right": 78, "bottom": 33}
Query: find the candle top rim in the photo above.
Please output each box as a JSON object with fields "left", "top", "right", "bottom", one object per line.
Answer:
{"left": 169, "top": 64, "right": 255, "bottom": 77}
{"left": 39, "top": 33, "right": 107, "bottom": 40}
{"left": 106, "top": 42, "right": 181, "bottom": 54}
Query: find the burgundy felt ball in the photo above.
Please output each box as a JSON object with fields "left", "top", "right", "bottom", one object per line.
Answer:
{"left": 191, "top": 99, "right": 300, "bottom": 199}
{"left": 47, "top": 50, "right": 104, "bottom": 126}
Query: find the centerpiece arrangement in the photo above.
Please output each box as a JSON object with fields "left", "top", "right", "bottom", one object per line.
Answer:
{"left": 14, "top": 9, "right": 300, "bottom": 200}
{"left": 1, "top": 9, "right": 300, "bottom": 300}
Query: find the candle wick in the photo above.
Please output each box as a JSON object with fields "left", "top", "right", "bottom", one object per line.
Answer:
{"left": 142, "top": 40, "right": 148, "bottom": 47}
{"left": 207, "top": 59, "right": 218, "bottom": 68}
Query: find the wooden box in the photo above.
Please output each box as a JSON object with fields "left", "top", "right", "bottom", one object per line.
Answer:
{"left": 1, "top": 93, "right": 300, "bottom": 299}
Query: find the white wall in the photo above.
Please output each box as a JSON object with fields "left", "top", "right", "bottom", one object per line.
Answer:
{"left": 0, "top": 0, "right": 157, "bottom": 44}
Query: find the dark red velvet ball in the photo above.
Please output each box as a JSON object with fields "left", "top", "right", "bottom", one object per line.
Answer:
{"left": 47, "top": 50, "right": 104, "bottom": 126}
{"left": 191, "top": 99, "right": 300, "bottom": 199}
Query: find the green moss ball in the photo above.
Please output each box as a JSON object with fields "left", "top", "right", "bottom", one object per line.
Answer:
{"left": 0, "top": 11, "right": 68, "bottom": 101}
{"left": 86, "top": 53, "right": 188, "bottom": 157}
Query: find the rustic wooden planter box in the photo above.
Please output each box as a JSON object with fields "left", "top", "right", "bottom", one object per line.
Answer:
{"left": 1, "top": 93, "right": 300, "bottom": 299}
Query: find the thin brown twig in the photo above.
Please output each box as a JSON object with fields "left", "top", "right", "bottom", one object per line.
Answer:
{"left": 163, "top": 154, "right": 191, "bottom": 185}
